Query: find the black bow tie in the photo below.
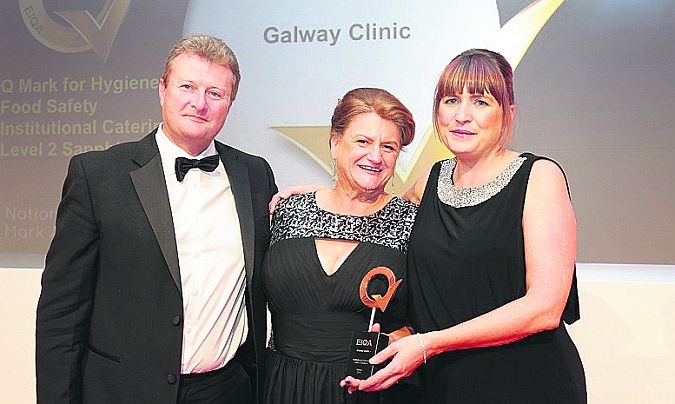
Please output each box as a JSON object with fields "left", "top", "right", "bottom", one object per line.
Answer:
{"left": 175, "top": 155, "right": 220, "bottom": 182}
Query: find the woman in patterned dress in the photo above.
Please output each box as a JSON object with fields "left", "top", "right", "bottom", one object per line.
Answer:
{"left": 344, "top": 49, "right": 587, "bottom": 403}
{"left": 262, "top": 88, "right": 419, "bottom": 404}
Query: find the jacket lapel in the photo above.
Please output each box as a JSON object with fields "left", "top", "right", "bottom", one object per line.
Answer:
{"left": 216, "top": 142, "right": 255, "bottom": 288}
{"left": 129, "top": 133, "right": 182, "bottom": 293}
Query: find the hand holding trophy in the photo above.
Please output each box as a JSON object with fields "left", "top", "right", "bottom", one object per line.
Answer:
{"left": 345, "top": 266, "right": 402, "bottom": 378}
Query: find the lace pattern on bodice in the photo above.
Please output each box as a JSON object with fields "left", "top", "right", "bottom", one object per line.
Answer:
{"left": 270, "top": 192, "right": 417, "bottom": 252}
{"left": 437, "top": 156, "right": 527, "bottom": 208}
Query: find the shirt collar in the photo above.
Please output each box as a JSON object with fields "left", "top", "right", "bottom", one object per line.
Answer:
{"left": 155, "top": 123, "right": 222, "bottom": 180}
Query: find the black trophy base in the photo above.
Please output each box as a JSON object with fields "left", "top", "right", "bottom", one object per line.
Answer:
{"left": 345, "top": 331, "right": 388, "bottom": 378}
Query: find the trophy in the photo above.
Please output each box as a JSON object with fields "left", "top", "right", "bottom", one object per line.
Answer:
{"left": 345, "top": 266, "right": 402, "bottom": 378}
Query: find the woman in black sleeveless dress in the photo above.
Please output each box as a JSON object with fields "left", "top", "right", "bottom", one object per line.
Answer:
{"left": 346, "top": 49, "right": 587, "bottom": 403}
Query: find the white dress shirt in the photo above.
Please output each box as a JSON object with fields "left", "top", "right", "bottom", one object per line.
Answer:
{"left": 156, "top": 125, "right": 248, "bottom": 374}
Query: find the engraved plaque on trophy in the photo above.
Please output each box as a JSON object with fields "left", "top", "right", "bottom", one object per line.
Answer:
{"left": 345, "top": 266, "right": 402, "bottom": 378}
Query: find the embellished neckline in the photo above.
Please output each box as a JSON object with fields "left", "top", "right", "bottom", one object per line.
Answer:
{"left": 437, "top": 155, "right": 527, "bottom": 208}
{"left": 270, "top": 192, "right": 417, "bottom": 252}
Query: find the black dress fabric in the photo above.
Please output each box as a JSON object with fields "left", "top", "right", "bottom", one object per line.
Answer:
{"left": 407, "top": 153, "right": 586, "bottom": 403}
{"left": 263, "top": 193, "right": 418, "bottom": 404}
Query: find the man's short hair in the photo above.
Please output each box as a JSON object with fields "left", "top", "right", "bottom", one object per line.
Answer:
{"left": 161, "top": 34, "right": 241, "bottom": 101}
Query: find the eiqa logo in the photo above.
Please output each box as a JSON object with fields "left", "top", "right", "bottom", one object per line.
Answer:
{"left": 356, "top": 339, "right": 373, "bottom": 347}
{"left": 20, "top": 0, "right": 132, "bottom": 62}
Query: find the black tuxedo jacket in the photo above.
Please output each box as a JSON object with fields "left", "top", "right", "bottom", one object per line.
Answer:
{"left": 36, "top": 130, "right": 277, "bottom": 403}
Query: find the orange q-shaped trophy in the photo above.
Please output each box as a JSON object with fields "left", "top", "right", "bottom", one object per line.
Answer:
{"left": 345, "top": 266, "right": 402, "bottom": 378}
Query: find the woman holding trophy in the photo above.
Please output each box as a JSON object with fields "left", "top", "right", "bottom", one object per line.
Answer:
{"left": 344, "top": 49, "right": 586, "bottom": 403}
{"left": 262, "top": 87, "right": 418, "bottom": 404}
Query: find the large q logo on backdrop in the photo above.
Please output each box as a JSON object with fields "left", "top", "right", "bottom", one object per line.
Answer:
{"left": 20, "top": 0, "right": 131, "bottom": 62}
{"left": 271, "top": 0, "right": 566, "bottom": 192}
{"left": 182, "top": 0, "right": 568, "bottom": 190}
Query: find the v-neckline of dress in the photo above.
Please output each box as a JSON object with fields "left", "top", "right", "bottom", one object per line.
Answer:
{"left": 311, "top": 239, "right": 365, "bottom": 278}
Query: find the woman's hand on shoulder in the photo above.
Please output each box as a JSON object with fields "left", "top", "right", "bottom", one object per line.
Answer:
{"left": 268, "top": 184, "right": 327, "bottom": 216}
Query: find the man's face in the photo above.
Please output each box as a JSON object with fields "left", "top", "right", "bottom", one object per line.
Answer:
{"left": 159, "top": 52, "right": 235, "bottom": 155}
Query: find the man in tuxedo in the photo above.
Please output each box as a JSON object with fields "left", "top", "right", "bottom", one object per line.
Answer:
{"left": 36, "top": 34, "right": 276, "bottom": 403}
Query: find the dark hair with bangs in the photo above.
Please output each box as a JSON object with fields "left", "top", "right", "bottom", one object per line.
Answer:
{"left": 433, "top": 49, "right": 515, "bottom": 146}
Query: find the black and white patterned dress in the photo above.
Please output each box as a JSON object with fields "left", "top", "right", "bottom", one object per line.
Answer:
{"left": 262, "top": 192, "right": 417, "bottom": 404}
